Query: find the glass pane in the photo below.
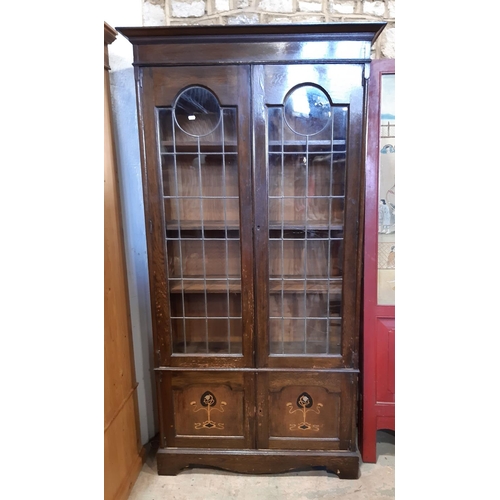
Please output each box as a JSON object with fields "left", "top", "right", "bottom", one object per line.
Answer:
{"left": 377, "top": 75, "right": 396, "bottom": 306}
{"left": 157, "top": 87, "right": 242, "bottom": 356}
{"left": 284, "top": 85, "right": 331, "bottom": 136}
{"left": 174, "top": 86, "right": 221, "bottom": 137}
{"left": 267, "top": 91, "right": 347, "bottom": 356}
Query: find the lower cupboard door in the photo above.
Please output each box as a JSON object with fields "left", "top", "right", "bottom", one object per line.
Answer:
{"left": 158, "top": 371, "right": 255, "bottom": 449}
{"left": 256, "top": 372, "right": 357, "bottom": 450}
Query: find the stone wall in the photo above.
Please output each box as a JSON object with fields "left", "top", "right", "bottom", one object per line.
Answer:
{"left": 142, "top": 0, "right": 395, "bottom": 58}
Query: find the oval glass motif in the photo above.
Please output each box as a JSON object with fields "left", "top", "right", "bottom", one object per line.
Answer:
{"left": 284, "top": 85, "right": 331, "bottom": 136}
{"left": 174, "top": 86, "right": 222, "bottom": 137}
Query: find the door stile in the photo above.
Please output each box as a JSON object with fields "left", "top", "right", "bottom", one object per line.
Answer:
{"left": 340, "top": 81, "right": 364, "bottom": 370}
{"left": 252, "top": 64, "right": 271, "bottom": 370}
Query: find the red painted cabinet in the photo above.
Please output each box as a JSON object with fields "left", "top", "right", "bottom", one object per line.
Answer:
{"left": 360, "top": 59, "right": 395, "bottom": 463}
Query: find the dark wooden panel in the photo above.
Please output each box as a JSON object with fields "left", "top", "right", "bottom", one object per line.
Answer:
{"left": 132, "top": 40, "right": 371, "bottom": 67}
{"left": 262, "top": 64, "right": 362, "bottom": 104}
{"left": 152, "top": 65, "right": 246, "bottom": 105}
{"left": 257, "top": 372, "right": 356, "bottom": 450}
{"left": 158, "top": 371, "right": 255, "bottom": 449}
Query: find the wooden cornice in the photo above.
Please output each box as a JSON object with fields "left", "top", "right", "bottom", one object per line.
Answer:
{"left": 104, "top": 22, "right": 118, "bottom": 70}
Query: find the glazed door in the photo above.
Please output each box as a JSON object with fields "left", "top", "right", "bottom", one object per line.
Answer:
{"left": 141, "top": 66, "right": 254, "bottom": 369}
{"left": 360, "top": 59, "right": 395, "bottom": 462}
{"left": 253, "top": 64, "right": 364, "bottom": 450}
{"left": 363, "top": 58, "right": 396, "bottom": 409}
{"left": 141, "top": 66, "right": 255, "bottom": 449}
{"left": 253, "top": 64, "right": 365, "bottom": 370}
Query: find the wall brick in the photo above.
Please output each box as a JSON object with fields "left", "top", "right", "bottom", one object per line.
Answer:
{"left": 259, "top": 0, "right": 294, "bottom": 13}
{"left": 143, "top": 0, "right": 166, "bottom": 25}
{"left": 387, "top": 0, "right": 395, "bottom": 18}
{"left": 296, "top": 15, "right": 326, "bottom": 23}
{"left": 380, "top": 25, "right": 395, "bottom": 57}
{"left": 298, "top": 1, "right": 323, "bottom": 13}
{"left": 362, "top": 0, "right": 385, "bottom": 17}
{"left": 171, "top": 0, "right": 206, "bottom": 18}
{"left": 329, "top": 1, "right": 355, "bottom": 15}
{"left": 228, "top": 13, "right": 260, "bottom": 23}
{"left": 215, "top": 0, "right": 231, "bottom": 12}
{"left": 265, "top": 16, "right": 293, "bottom": 23}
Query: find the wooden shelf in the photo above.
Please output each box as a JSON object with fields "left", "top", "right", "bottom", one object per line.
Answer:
{"left": 166, "top": 220, "right": 240, "bottom": 231}
{"left": 269, "top": 280, "right": 342, "bottom": 294}
{"left": 169, "top": 279, "right": 341, "bottom": 295}
{"left": 166, "top": 220, "right": 343, "bottom": 233}
{"left": 169, "top": 280, "right": 242, "bottom": 293}
{"left": 269, "top": 221, "right": 343, "bottom": 231}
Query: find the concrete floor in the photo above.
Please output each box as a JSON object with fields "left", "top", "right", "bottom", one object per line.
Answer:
{"left": 128, "top": 430, "right": 395, "bottom": 499}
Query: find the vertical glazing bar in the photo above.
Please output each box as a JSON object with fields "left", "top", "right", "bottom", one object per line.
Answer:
{"left": 221, "top": 111, "right": 231, "bottom": 354}
{"left": 197, "top": 136, "right": 209, "bottom": 353}
{"left": 303, "top": 136, "right": 309, "bottom": 354}
{"left": 280, "top": 109, "right": 285, "bottom": 354}
{"left": 326, "top": 113, "right": 334, "bottom": 354}
{"left": 171, "top": 111, "right": 187, "bottom": 353}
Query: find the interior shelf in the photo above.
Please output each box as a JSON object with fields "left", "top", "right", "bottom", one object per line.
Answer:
{"left": 169, "top": 280, "right": 241, "bottom": 293}
{"left": 269, "top": 279, "right": 342, "bottom": 294}
{"left": 269, "top": 221, "right": 343, "bottom": 231}
{"left": 165, "top": 220, "right": 343, "bottom": 233}
{"left": 166, "top": 220, "right": 240, "bottom": 231}
{"left": 168, "top": 280, "right": 342, "bottom": 294}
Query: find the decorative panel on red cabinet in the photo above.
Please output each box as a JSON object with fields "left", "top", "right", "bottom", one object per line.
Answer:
{"left": 360, "top": 58, "right": 395, "bottom": 464}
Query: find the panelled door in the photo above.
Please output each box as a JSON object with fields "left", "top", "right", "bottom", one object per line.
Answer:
{"left": 252, "top": 63, "right": 365, "bottom": 450}
{"left": 141, "top": 65, "right": 255, "bottom": 449}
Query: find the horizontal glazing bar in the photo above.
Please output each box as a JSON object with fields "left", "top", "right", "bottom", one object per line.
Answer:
{"left": 268, "top": 285, "right": 342, "bottom": 294}
{"left": 269, "top": 316, "right": 342, "bottom": 320}
{"left": 269, "top": 238, "right": 339, "bottom": 242}
{"left": 160, "top": 151, "right": 238, "bottom": 155}
{"left": 169, "top": 277, "right": 241, "bottom": 281}
{"left": 269, "top": 277, "right": 342, "bottom": 281}
{"left": 268, "top": 140, "right": 346, "bottom": 145}
{"left": 269, "top": 354, "right": 342, "bottom": 358}
{"left": 268, "top": 195, "right": 344, "bottom": 199}
{"left": 166, "top": 237, "right": 241, "bottom": 241}
{"left": 164, "top": 196, "right": 239, "bottom": 199}
{"left": 268, "top": 224, "right": 343, "bottom": 232}
{"left": 171, "top": 316, "right": 242, "bottom": 320}
{"left": 171, "top": 353, "right": 243, "bottom": 358}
